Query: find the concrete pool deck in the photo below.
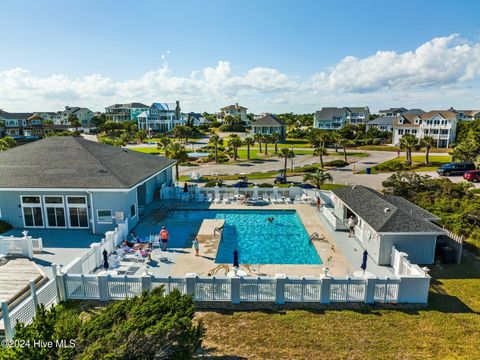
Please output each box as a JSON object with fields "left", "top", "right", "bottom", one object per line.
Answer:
{"left": 132, "top": 200, "right": 394, "bottom": 278}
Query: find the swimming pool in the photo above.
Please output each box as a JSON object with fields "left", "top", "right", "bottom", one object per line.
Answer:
{"left": 137, "top": 209, "right": 322, "bottom": 265}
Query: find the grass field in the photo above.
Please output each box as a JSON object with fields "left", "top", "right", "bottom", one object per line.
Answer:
{"left": 354, "top": 145, "right": 453, "bottom": 153}
{"left": 357, "top": 155, "right": 452, "bottom": 174}
{"left": 197, "top": 252, "right": 480, "bottom": 359}
{"left": 129, "top": 147, "right": 162, "bottom": 154}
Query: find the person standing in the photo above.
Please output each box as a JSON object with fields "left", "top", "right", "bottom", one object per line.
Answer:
{"left": 348, "top": 216, "right": 357, "bottom": 238}
{"left": 192, "top": 237, "right": 200, "bottom": 256}
{"left": 316, "top": 196, "right": 321, "bottom": 211}
{"left": 159, "top": 226, "right": 169, "bottom": 251}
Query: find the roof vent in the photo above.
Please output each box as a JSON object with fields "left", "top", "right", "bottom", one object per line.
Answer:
{"left": 352, "top": 185, "right": 357, "bottom": 189}
{"left": 384, "top": 207, "right": 390, "bottom": 213}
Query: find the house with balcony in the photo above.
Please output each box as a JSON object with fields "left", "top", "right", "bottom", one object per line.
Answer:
{"left": 0, "top": 112, "right": 34, "bottom": 137}
{"left": 105, "top": 103, "right": 149, "bottom": 123}
{"left": 379, "top": 108, "right": 425, "bottom": 117}
{"left": 392, "top": 111, "right": 457, "bottom": 148}
{"left": 217, "top": 103, "right": 248, "bottom": 124}
{"left": 325, "top": 186, "right": 445, "bottom": 265}
{"left": 0, "top": 136, "right": 175, "bottom": 234}
{"left": 137, "top": 102, "right": 184, "bottom": 133}
{"left": 23, "top": 114, "right": 45, "bottom": 137}
{"left": 313, "top": 106, "right": 369, "bottom": 130}
{"left": 449, "top": 108, "right": 480, "bottom": 121}
{"left": 250, "top": 114, "right": 286, "bottom": 141}
{"left": 366, "top": 116, "right": 396, "bottom": 132}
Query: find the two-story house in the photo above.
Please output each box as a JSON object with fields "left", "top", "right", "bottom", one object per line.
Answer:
{"left": 379, "top": 108, "right": 425, "bottom": 117}
{"left": 105, "top": 103, "right": 149, "bottom": 123}
{"left": 392, "top": 111, "right": 458, "bottom": 148}
{"left": 217, "top": 103, "right": 248, "bottom": 124}
{"left": 313, "top": 106, "right": 369, "bottom": 130}
{"left": 137, "top": 102, "right": 184, "bottom": 133}
{"left": 448, "top": 108, "right": 480, "bottom": 121}
{"left": 23, "top": 114, "right": 45, "bottom": 137}
{"left": 0, "top": 112, "right": 34, "bottom": 137}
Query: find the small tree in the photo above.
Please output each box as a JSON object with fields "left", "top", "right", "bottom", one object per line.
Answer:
{"left": 254, "top": 133, "right": 263, "bottom": 152}
{"left": 68, "top": 114, "right": 81, "bottom": 132}
{"left": 0, "top": 136, "right": 16, "bottom": 151}
{"left": 209, "top": 134, "right": 223, "bottom": 164}
{"left": 420, "top": 136, "right": 436, "bottom": 165}
{"left": 303, "top": 170, "right": 333, "bottom": 189}
{"left": 400, "top": 133, "right": 418, "bottom": 165}
{"left": 280, "top": 148, "right": 295, "bottom": 178}
{"left": 166, "top": 142, "right": 189, "bottom": 180}
{"left": 272, "top": 132, "right": 281, "bottom": 154}
{"left": 156, "top": 135, "right": 171, "bottom": 154}
{"left": 313, "top": 147, "right": 327, "bottom": 168}
{"left": 135, "top": 129, "right": 148, "bottom": 143}
{"left": 244, "top": 137, "right": 254, "bottom": 159}
{"left": 338, "top": 138, "right": 350, "bottom": 162}
{"left": 263, "top": 134, "right": 272, "bottom": 155}
{"left": 228, "top": 137, "right": 243, "bottom": 161}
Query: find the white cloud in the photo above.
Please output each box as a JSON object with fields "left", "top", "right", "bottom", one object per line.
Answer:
{"left": 1, "top": 34, "right": 480, "bottom": 113}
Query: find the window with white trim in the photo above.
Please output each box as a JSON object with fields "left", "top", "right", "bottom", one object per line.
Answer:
{"left": 67, "top": 196, "right": 89, "bottom": 228}
{"left": 44, "top": 196, "right": 66, "bottom": 228}
{"left": 21, "top": 196, "right": 44, "bottom": 227}
{"left": 130, "top": 205, "right": 136, "bottom": 218}
{"left": 97, "top": 209, "right": 113, "bottom": 224}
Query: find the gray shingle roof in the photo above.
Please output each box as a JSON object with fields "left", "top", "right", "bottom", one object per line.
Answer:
{"left": 332, "top": 186, "right": 443, "bottom": 233}
{"left": 251, "top": 114, "right": 285, "bottom": 126}
{"left": 367, "top": 116, "right": 396, "bottom": 126}
{"left": 105, "top": 103, "right": 149, "bottom": 109}
{"left": 403, "top": 109, "right": 425, "bottom": 115}
{"left": 0, "top": 137, "right": 175, "bottom": 189}
{"left": 315, "top": 107, "right": 346, "bottom": 120}
{"left": 346, "top": 106, "right": 369, "bottom": 113}
{"left": 0, "top": 112, "right": 34, "bottom": 120}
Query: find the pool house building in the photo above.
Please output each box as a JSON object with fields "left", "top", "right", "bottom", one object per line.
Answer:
{"left": 0, "top": 137, "right": 175, "bottom": 234}
{"left": 326, "top": 186, "right": 445, "bottom": 265}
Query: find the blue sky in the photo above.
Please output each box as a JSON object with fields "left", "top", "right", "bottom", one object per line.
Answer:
{"left": 1, "top": 0, "right": 480, "bottom": 113}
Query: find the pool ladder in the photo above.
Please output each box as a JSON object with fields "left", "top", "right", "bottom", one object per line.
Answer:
{"left": 214, "top": 226, "right": 224, "bottom": 242}
{"left": 309, "top": 232, "right": 320, "bottom": 241}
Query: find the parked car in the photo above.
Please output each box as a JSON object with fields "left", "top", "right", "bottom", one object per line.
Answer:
{"left": 463, "top": 170, "right": 480, "bottom": 182}
{"left": 436, "top": 162, "right": 476, "bottom": 176}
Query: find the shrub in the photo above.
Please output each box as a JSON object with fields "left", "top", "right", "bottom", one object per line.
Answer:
{"left": 0, "top": 220, "right": 12, "bottom": 234}
{"left": 218, "top": 124, "right": 246, "bottom": 132}
{"left": 364, "top": 138, "right": 373, "bottom": 145}
{"left": 301, "top": 165, "right": 319, "bottom": 173}
{"left": 372, "top": 138, "right": 382, "bottom": 145}
{"left": 2, "top": 288, "right": 205, "bottom": 359}
{"left": 325, "top": 160, "right": 348, "bottom": 167}
{"left": 258, "top": 183, "right": 273, "bottom": 188}
{"left": 207, "top": 151, "right": 229, "bottom": 163}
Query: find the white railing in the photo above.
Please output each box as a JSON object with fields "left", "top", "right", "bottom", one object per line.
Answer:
{"left": 58, "top": 272, "right": 428, "bottom": 305}
{"left": 62, "top": 219, "right": 128, "bottom": 274}
{"left": 1, "top": 265, "right": 60, "bottom": 340}
{"left": 0, "top": 235, "right": 43, "bottom": 259}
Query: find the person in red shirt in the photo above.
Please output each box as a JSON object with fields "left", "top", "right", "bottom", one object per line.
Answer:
{"left": 159, "top": 226, "right": 169, "bottom": 251}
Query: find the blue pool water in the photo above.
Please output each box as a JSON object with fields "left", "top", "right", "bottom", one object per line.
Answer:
{"left": 138, "top": 209, "right": 322, "bottom": 265}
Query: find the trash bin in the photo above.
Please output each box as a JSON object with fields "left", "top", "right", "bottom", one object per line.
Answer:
{"left": 366, "top": 167, "right": 371, "bottom": 175}
{"left": 441, "top": 246, "right": 456, "bottom": 264}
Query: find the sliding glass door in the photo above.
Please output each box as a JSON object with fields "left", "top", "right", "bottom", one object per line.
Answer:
{"left": 21, "top": 196, "right": 44, "bottom": 227}
{"left": 67, "top": 196, "right": 89, "bottom": 228}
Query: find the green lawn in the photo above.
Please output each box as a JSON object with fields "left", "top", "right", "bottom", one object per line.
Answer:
{"left": 354, "top": 145, "right": 453, "bottom": 153}
{"left": 357, "top": 155, "right": 452, "bottom": 174}
{"left": 198, "top": 252, "right": 480, "bottom": 359}
{"left": 129, "top": 147, "right": 162, "bottom": 155}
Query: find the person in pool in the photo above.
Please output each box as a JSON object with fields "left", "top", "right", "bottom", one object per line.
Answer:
{"left": 266, "top": 217, "right": 274, "bottom": 222}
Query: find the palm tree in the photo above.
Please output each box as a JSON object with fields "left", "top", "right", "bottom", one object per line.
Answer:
{"left": 313, "top": 147, "right": 327, "bottom": 168}
{"left": 331, "top": 131, "right": 340, "bottom": 153}
{"left": 420, "top": 136, "right": 436, "bottom": 165}
{"left": 135, "top": 129, "right": 147, "bottom": 143}
{"left": 263, "top": 134, "right": 272, "bottom": 155}
{"left": 156, "top": 135, "right": 171, "bottom": 154}
{"left": 228, "top": 137, "right": 243, "bottom": 161}
{"left": 166, "top": 142, "right": 188, "bottom": 180}
{"left": 399, "top": 133, "right": 418, "bottom": 165}
{"left": 279, "top": 148, "right": 295, "bottom": 177}
{"left": 68, "top": 114, "right": 81, "bottom": 132}
{"left": 244, "top": 137, "right": 254, "bottom": 159}
{"left": 303, "top": 170, "right": 333, "bottom": 189}
{"left": 338, "top": 138, "right": 350, "bottom": 162}
{"left": 209, "top": 134, "right": 222, "bottom": 164}
{"left": 272, "top": 132, "right": 281, "bottom": 154}
{"left": 254, "top": 133, "right": 263, "bottom": 152}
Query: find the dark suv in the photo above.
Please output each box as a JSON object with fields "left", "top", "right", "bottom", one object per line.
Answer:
{"left": 436, "top": 162, "right": 476, "bottom": 176}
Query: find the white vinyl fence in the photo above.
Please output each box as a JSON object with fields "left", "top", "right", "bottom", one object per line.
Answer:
{"left": 62, "top": 220, "right": 128, "bottom": 274}
{"left": 56, "top": 270, "right": 425, "bottom": 305}
{"left": 0, "top": 235, "right": 43, "bottom": 259}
